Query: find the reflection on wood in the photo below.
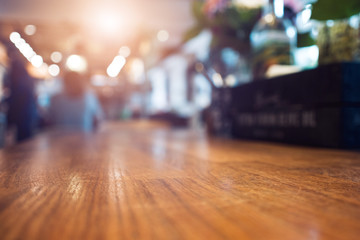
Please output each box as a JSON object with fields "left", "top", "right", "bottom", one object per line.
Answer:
{"left": 0, "top": 121, "right": 360, "bottom": 240}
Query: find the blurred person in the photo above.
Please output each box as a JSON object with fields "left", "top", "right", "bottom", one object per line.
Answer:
{"left": 49, "top": 71, "right": 103, "bottom": 131}
{"left": 5, "top": 49, "right": 38, "bottom": 142}
{"left": 0, "top": 42, "right": 9, "bottom": 147}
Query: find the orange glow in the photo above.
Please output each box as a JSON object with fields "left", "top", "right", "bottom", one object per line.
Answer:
{"left": 139, "top": 41, "right": 151, "bottom": 56}
{"left": 3, "top": 1, "right": 194, "bottom": 79}
{"left": 95, "top": 11, "right": 121, "bottom": 34}
{"left": 80, "top": 3, "right": 141, "bottom": 43}
{"left": 27, "top": 63, "right": 48, "bottom": 79}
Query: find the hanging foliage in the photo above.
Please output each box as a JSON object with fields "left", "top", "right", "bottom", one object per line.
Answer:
{"left": 311, "top": 0, "right": 360, "bottom": 20}
{"left": 184, "top": 0, "right": 261, "bottom": 56}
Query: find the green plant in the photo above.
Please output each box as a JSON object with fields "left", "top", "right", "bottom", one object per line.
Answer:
{"left": 184, "top": 1, "right": 261, "bottom": 56}
{"left": 311, "top": 0, "right": 360, "bottom": 20}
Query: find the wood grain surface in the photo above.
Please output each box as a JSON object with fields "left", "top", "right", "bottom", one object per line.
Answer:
{"left": 0, "top": 121, "right": 360, "bottom": 240}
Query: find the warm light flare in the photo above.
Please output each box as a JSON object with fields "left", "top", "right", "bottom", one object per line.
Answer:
{"left": 94, "top": 10, "right": 122, "bottom": 35}
{"left": 27, "top": 63, "right": 48, "bottom": 78}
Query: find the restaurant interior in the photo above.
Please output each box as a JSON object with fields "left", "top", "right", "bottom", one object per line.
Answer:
{"left": 0, "top": 0, "right": 360, "bottom": 239}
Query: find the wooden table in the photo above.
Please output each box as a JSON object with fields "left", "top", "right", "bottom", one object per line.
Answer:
{"left": 0, "top": 121, "right": 360, "bottom": 240}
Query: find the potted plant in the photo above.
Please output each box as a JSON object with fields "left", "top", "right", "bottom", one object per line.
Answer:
{"left": 311, "top": 0, "right": 360, "bottom": 64}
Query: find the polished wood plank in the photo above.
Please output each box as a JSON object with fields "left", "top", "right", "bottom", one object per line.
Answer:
{"left": 0, "top": 121, "right": 360, "bottom": 240}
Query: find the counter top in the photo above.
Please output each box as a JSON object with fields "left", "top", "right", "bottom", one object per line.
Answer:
{"left": 0, "top": 121, "right": 360, "bottom": 240}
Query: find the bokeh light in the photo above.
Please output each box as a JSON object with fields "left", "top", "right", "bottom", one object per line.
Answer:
{"left": 129, "top": 58, "right": 145, "bottom": 84}
{"left": 119, "top": 46, "right": 131, "bottom": 58}
{"left": 225, "top": 75, "right": 236, "bottom": 87}
{"left": 51, "top": 51, "right": 63, "bottom": 63}
{"left": 66, "top": 55, "right": 87, "bottom": 72}
{"left": 107, "top": 55, "right": 126, "bottom": 77}
{"left": 157, "top": 30, "right": 169, "bottom": 42}
{"left": 212, "top": 73, "right": 223, "bottom": 87}
{"left": 27, "top": 63, "right": 48, "bottom": 79}
{"left": 14, "top": 39, "right": 26, "bottom": 49}
{"left": 31, "top": 55, "right": 44, "bottom": 68}
{"left": 9, "top": 32, "right": 44, "bottom": 66}
{"left": 24, "top": 25, "right": 37, "bottom": 36}
{"left": 9, "top": 32, "right": 21, "bottom": 43}
{"left": 48, "top": 64, "right": 60, "bottom": 77}
{"left": 19, "top": 43, "right": 35, "bottom": 60}
{"left": 195, "top": 62, "right": 204, "bottom": 72}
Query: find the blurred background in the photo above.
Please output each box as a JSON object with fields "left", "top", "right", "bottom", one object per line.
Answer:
{"left": 0, "top": 0, "right": 359, "bottom": 146}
